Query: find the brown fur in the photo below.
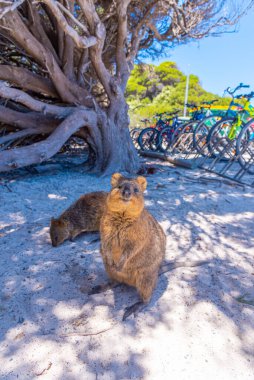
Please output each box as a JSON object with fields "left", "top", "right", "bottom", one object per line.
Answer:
{"left": 100, "top": 173, "right": 166, "bottom": 310}
{"left": 50, "top": 191, "right": 108, "bottom": 247}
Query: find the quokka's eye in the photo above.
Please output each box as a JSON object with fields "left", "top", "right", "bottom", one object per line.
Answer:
{"left": 134, "top": 188, "right": 139, "bottom": 193}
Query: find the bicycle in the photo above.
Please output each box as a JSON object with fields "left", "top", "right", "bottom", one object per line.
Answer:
{"left": 207, "top": 84, "right": 253, "bottom": 159}
{"left": 137, "top": 111, "right": 181, "bottom": 151}
{"left": 235, "top": 106, "right": 254, "bottom": 174}
{"left": 159, "top": 100, "right": 219, "bottom": 154}
{"left": 130, "top": 118, "right": 151, "bottom": 150}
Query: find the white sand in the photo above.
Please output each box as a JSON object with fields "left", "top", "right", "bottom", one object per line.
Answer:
{"left": 0, "top": 158, "right": 253, "bottom": 380}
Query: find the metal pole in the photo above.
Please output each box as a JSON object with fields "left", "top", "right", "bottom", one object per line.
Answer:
{"left": 183, "top": 73, "right": 189, "bottom": 117}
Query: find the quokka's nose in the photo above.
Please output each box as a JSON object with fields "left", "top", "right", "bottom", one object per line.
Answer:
{"left": 122, "top": 185, "right": 131, "bottom": 198}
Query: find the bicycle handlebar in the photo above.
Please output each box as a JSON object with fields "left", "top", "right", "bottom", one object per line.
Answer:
{"left": 165, "top": 110, "right": 180, "bottom": 116}
{"left": 155, "top": 112, "right": 167, "bottom": 117}
{"left": 235, "top": 91, "right": 254, "bottom": 100}
{"left": 201, "top": 100, "right": 218, "bottom": 105}
{"left": 155, "top": 110, "right": 180, "bottom": 118}
{"left": 226, "top": 83, "right": 250, "bottom": 96}
{"left": 185, "top": 103, "right": 197, "bottom": 108}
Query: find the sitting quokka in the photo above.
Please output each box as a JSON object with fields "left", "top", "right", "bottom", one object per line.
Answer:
{"left": 50, "top": 191, "right": 108, "bottom": 247}
{"left": 92, "top": 173, "right": 166, "bottom": 320}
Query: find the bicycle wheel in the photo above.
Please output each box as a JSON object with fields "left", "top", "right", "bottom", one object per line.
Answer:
{"left": 207, "top": 118, "right": 236, "bottom": 159}
{"left": 193, "top": 116, "right": 221, "bottom": 156}
{"left": 130, "top": 128, "right": 141, "bottom": 150}
{"left": 137, "top": 127, "right": 158, "bottom": 151}
{"left": 170, "top": 121, "right": 197, "bottom": 154}
{"left": 236, "top": 119, "right": 254, "bottom": 174}
{"left": 157, "top": 127, "right": 174, "bottom": 152}
{"left": 130, "top": 128, "right": 140, "bottom": 140}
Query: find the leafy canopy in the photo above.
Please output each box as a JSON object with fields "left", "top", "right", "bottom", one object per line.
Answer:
{"left": 126, "top": 62, "right": 231, "bottom": 126}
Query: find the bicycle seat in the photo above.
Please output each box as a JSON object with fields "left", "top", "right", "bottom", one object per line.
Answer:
{"left": 165, "top": 110, "right": 180, "bottom": 116}
{"left": 202, "top": 100, "right": 218, "bottom": 105}
{"left": 185, "top": 103, "right": 197, "bottom": 108}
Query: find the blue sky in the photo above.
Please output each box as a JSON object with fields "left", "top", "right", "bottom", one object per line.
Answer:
{"left": 155, "top": 8, "right": 254, "bottom": 97}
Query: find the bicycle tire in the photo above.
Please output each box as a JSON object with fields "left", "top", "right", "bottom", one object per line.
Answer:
{"left": 207, "top": 117, "right": 236, "bottom": 159}
{"left": 137, "top": 127, "right": 158, "bottom": 151}
{"left": 130, "top": 128, "right": 141, "bottom": 150}
{"left": 193, "top": 116, "right": 221, "bottom": 156}
{"left": 130, "top": 128, "right": 140, "bottom": 139}
{"left": 236, "top": 119, "right": 254, "bottom": 174}
{"left": 157, "top": 127, "right": 174, "bottom": 152}
{"left": 170, "top": 121, "right": 197, "bottom": 154}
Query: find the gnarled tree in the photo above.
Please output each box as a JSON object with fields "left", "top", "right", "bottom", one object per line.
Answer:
{"left": 0, "top": 0, "right": 253, "bottom": 173}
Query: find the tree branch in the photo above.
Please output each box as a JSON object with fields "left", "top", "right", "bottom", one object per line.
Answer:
{"left": 56, "top": 1, "right": 89, "bottom": 35}
{"left": 27, "top": 2, "right": 60, "bottom": 65}
{"left": 115, "top": 0, "right": 131, "bottom": 90}
{"left": 0, "top": 126, "right": 52, "bottom": 145}
{"left": 0, "top": 65, "right": 58, "bottom": 97}
{"left": 78, "top": 0, "right": 114, "bottom": 99}
{"left": 0, "top": 10, "right": 94, "bottom": 106}
{"left": 127, "top": 1, "right": 157, "bottom": 65}
{"left": 0, "top": 81, "right": 73, "bottom": 116}
{"left": 0, "top": 0, "right": 25, "bottom": 19}
{"left": 62, "top": 0, "right": 75, "bottom": 81}
{"left": 0, "top": 105, "right": 60, "bottom": 129}
{"left": 0, "top": 107, "right": 97, "bottom": 171}
{"left": 77, "top": 49, "right": 90, "bottom": 86}
{"left": 37, "top": 0, "right": 97, "bottom": 49}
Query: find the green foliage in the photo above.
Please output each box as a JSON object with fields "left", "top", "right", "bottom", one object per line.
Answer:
{"left": 126, "top": 64, "right": 162, "bottom": 101}
{"left": 126, "top": 62, "right": 231, "bottom": 127}
{"left": 154, "top": 62, "right": 184, "bottom": 86}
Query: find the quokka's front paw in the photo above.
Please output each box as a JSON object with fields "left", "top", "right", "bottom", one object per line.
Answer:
{"left": 88, "top": 285, "right": 105, "bottom": 295}
{"left": 88, "top": 282, "right": 120, "bottom": 295}
{"left": 122, "top": 301, "right": 146, "bottom": 321}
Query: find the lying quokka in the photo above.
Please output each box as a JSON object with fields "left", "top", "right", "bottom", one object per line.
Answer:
{"left": 91, "top": 173, "right": 166, "bottom": 320}
{"left": 50, "top": 191, "right": 107, "bottom": 247}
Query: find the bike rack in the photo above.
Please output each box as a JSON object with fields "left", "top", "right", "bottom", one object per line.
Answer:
{"left": 137, "top": 127, "right": 254, "bottom": 187}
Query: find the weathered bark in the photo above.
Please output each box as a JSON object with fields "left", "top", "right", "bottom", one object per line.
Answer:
{"left": 0, "top": 108, "right": 96, "bottom": 171}
{"left": 0, "top": 105, "right": 59, "bottom": 129}
{"left": 91, "top": 100, "right": 139, "bottom": 174}
{"left": 0, "top": 102, "right": 138, "bottom": 174}
{"left": 0, "top": 126, "right": 53, "bottom": 145}
{"left": 100, "top": 118, "right": 139, "bottom": 174}
{"left": 0, "top": 11, "right": 94, "bottom": 106}
{"left": 0, "top": 81, "right": 73, "bottom": 116}
{"left": 0, "top": 65, "right": 58, "bottom": 97}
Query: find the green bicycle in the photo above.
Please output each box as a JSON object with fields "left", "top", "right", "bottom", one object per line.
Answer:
{"left": 207, "top": 85, "right": 254, "bottom": 159}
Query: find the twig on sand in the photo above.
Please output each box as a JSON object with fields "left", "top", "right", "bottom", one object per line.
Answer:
{"left": 0, "top": 181, "right": 12, "bottom": 192}
{"left": 235, "top": 294, "right": 254, "bottom": 306}
{"left": 60, "top": 324, "right": 117, "bottom": 337}
{"left": 35, "top": 362, "right": 52, "bottom": 377}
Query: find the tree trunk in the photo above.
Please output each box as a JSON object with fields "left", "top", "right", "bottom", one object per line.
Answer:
{"left": 0, "top": 99, "right": 140, "bottom": 174}
{"left": 84, "top": 98, "right": 140, "bottom": 175}
{"left": 99, "top": 120, "right": 139, "bottom": 175}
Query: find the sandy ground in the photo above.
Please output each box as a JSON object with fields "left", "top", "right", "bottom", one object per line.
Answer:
{"left": 0, "top": 157, "right": 254, "bottom": 380}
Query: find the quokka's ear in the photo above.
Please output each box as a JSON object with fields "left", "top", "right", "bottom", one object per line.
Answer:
{"left": 111, "top": 172, "right": 123, "bottom": 187}
{"left": 51, "top": 217, "right": 55, "bottom": 222}
{"left": 136, "top": 176, "right": 147, "bottom": 192}
{"left": 58, "top": 219, "right": 68, "bottom": 227}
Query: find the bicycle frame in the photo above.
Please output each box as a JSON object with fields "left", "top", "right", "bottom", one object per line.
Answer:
{"left": 226, "top": 98, "right": 254, "bottom": 140}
